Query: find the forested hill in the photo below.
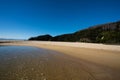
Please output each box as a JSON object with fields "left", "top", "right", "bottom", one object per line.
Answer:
{"left": 29, "top": 21, "right": 120, "bottom": 44}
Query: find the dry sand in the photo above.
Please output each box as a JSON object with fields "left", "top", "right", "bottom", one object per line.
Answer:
{"left": 0, "top": 41, "right": 120, "bottom": 80}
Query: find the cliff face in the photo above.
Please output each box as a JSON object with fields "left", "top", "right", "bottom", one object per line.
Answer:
{"left": 29, "top": 21, "right": 120, "bottom": 44}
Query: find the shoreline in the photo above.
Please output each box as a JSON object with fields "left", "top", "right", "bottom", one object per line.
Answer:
{"left": 1, "top": 40, "right": 120, "bottom": 51}
{"left": 0, "top": 41, "right": 120, "bottom": 69}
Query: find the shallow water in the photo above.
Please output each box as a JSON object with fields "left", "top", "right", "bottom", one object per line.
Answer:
{"left": 0, "top": 46, "right": 57, "bottom": 80}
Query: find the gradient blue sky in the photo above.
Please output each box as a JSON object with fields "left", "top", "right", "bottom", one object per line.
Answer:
{"left": 0, "top": 0, "right": 120, "bottom": 39}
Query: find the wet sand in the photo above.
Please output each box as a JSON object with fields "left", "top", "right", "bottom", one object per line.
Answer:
{"left": 0, "top": 41, "right": 120, "bottom": 80}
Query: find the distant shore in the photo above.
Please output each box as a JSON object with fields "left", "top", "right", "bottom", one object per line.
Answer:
{"left": 0, "top": 40, "right": 120, "bottom": 51}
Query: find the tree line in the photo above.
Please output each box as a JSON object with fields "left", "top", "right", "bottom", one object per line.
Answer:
{"left": 29, "top": 21, "right": 120, "bottom": 44}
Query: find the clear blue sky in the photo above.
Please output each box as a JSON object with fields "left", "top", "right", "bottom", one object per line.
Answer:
{"left": 0, "top": 0, "right": 120, "bottom": 39}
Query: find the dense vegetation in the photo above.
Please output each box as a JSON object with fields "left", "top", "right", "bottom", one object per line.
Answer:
{"left": 29, "top": 34, "right": 52, "bottom": 41}
{"left": 29, "top": 21, "right": 120, "bottom": 44}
